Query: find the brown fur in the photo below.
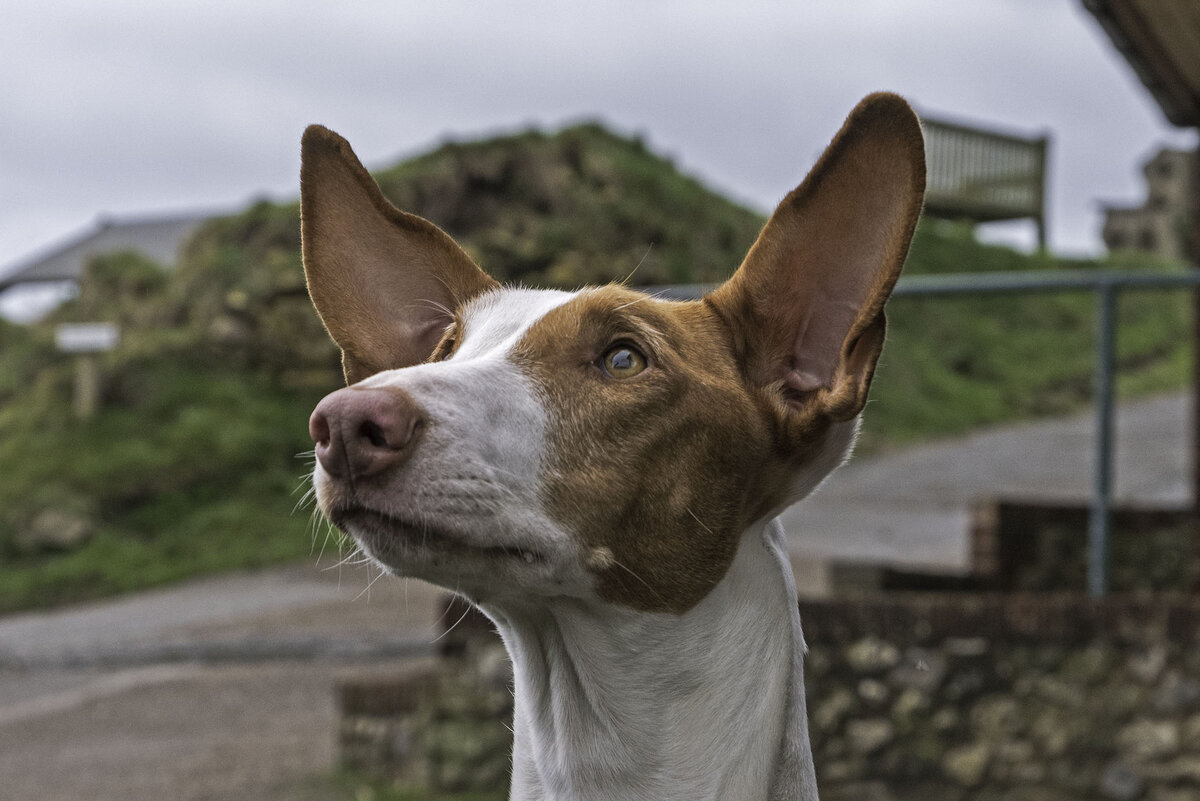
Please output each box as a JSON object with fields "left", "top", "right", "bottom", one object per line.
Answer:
{"left": 512, "top": 286, "right": 795, "bottom": 613}
{"left": 300, "top": 125, "right": 497, "bottom": 383}
{"left": 506, "top": 94, "right": 925, "bottom": 614}
{"left": 709, "top": 92, "right": 926, "bottom": 429}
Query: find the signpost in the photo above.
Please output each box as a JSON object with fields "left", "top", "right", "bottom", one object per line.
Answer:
{"left": 55, "top": 323, "right": 119, "bottom": 419}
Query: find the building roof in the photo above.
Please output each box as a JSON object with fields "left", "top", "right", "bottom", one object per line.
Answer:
{"left": 1083, "top": 0, "right": 1200, "bottom": 128}
{"left": 0, "top": 211, "right": 214, "bottom": 293}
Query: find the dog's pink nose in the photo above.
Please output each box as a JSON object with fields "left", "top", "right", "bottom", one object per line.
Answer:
{"left": 309, "top": 386, "right": 425, "bottom": 479}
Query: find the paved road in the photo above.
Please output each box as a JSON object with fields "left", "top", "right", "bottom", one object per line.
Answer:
{"left": 0, "top": 392, "right": 1190, "bottom": 799}
{"left": 782, "top": 392, "right": 1191, "bottom": 572}
{"left": 0, "top": 560, "right": 444, "bottom": 801}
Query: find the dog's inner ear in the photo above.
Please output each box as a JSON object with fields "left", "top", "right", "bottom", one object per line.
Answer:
{"left": 710, "top": 92, "right": 926, "bottom": 423}
{"left": 300, "top": 125, "right": 498, "bottom": 385}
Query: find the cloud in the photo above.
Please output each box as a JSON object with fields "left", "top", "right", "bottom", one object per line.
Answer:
{"left": 1, "top": 0, "right": 1194, "bottom": 271}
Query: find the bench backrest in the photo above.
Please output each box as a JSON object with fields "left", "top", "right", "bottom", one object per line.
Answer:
{"left": 922, "top": 116, "right": 1049, "bottom": 248}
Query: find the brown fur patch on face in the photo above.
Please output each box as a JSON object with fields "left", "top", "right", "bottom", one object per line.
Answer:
{"left": 511, "top": 286, "right": 836, "bottom": 614}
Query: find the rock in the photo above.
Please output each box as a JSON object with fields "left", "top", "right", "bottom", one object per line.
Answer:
{"left": 15, "top": 508, "right": 94, "bottom": 553}
{"left": 1139, "top": 755, "right": 1200, "bottom": 783}
{"left": 989, "top": 741, "right": 1039, "bottom": 784}
{"left": 1061, "top": 643, "right": 1113, "bottom": 686}
{"left": 1107, "top": 683, "right": 1149, "bottom": 718}
{"left": 891, "top": 688, "right": 928, "bottom": 721}
{"left": 208, "top": 313, "right": 252, "bottom": 344}
{"left": 813, "top": 688, "right": 856, "bottom": 734}
{"left": 818, "top": 759, "right": 858, "bottom": 783}
{"left": 888, "top": 647, "right": 947, "bottom": 694}
{"left": 995, "top": 739, "right": 1035, "bottom": 763}
{"left": 820, "top": 781, "right": 895, "bottom": 801}
{"left": 942, "top": 741, "right": 992, "bottom": 786}
{"left": 1098, "top": 759, "right": 1144, "bottom": 801}
{"left": 806, "top": 646, "right": 833, "bottom": 678}
{"left": 1182, "top": 713, "right": 1200, "bottom": 748}
{"left": 944, "top": 636, "right": 989, "bottom": 658}
{"left": 845, "top": 718, "right": 894, "bottom": 755}
{"left": 1153, "top": 670, "right": 1200, "bottom": 715}
{"left": 1033, "top": 675, "right": 1086, "bottom": 708}
{"left": 426, "top": 718, "right": 511, "bottom": 791}
{"left": 943, "top": 666, "right": 988, "bottom": 703}
{"left": 931, "top": 706, "right": 961, "bottom": 733}
{"left": 857, "top": 678, "right": 889, "bottom": 706}
{"left": 1031, "top": 709, "right": 1070, "bottom": 757}
{"left": 1117, "top": 718, "right": 1179, "bottom": 762}
{"left": 846, "top": 636, "right": 900, "bottom": 674}
{"left": 971, "top": 696, "right": 1023, "bottom": 740}
{"left": 1127, "top": 646, "right": 1168, "bottom": 685}
{"left": 1146, "top": 791, "right": 1196, "bottom": 801}
{"left": 1007, "top": 759, "right": 1047, "bottom": 785}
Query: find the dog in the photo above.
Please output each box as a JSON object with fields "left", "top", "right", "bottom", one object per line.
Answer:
{"left": 303, "top": 93, "right": 925, "bottom": 801}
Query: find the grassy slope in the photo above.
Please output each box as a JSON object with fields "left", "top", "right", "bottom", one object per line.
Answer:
{"left": 0, "top": 328, "right": 327, "bottom": 609}
{"left": 0, "top": 125, "right": 1191, "bottom": 612}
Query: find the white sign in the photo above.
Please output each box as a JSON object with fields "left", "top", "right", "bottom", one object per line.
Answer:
{"left": 55, "top": 323, "right": 120, "bottom": 353}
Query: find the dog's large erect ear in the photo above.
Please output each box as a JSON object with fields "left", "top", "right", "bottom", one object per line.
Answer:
{"left": 709, "top": 92, "right": 925, "bottom": 423}
{"left": 300, "top": 125, "right": 498, "bottom": 384}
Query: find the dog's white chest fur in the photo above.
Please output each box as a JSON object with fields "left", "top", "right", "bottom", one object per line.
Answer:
{"left": 494, "top": 520, "right": 810, "bottom": 801}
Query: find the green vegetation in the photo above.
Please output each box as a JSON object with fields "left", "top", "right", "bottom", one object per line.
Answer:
{"left": 0, "top": 123, "right": 1191, "bottom": 611}
{"left": 0, "top": 307, "right": 327, "bottom": 610}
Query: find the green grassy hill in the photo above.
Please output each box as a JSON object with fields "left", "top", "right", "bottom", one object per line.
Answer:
{"left": 0, "top": 123, "right": 1190, "bottom": 611}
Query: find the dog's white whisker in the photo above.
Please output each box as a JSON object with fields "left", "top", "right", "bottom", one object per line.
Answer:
{"left": 617, "top": 243, "right": 654, "bottom": 287}
{"left": 353, "top": 563, "right": 389, "bottom": 603}
{"left": 685, "top": 506, "right": 716, "bottom": 536}
{"left": 431, "top": 597, "right": 473, "bottom": 644}
{"left": 322, "top": 547, "right": 368, "bottom": 572}
{"left": 413, "top": 296, "right": 454, "bottom": 317}
{"left": 608, "top": 556, "right": 668, "bottom": 605}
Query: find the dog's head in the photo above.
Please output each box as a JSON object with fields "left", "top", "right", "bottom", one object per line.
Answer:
{"left": 303, "top": 94, "right": 924, "bottom": 614}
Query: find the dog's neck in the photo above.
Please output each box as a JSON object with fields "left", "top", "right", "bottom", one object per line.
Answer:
{"left": 483, "top": 518, "right": 818, "bottom": 801}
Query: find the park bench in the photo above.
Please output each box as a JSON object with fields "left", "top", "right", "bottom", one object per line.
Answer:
{"left": 922, "top": 115, "right": 1050, "bottom": 249}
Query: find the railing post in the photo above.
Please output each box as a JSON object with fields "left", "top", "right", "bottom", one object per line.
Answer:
{"left": 1089, "top": 281, "right": 1118, "bottom": 597}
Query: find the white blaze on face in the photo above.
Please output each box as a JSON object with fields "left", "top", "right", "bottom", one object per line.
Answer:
{"left": 452, "top": 288, "right": 578, "bottom": 361}
{"left": 324, "top": 287, "right": 587, "bottom": 600}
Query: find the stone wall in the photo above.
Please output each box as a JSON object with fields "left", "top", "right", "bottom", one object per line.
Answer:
{"left": 799, "top": 596, "right": 1200, "bottom": 801}
{"left": 338, "top": 594, "right": 1200, "bottom": 800}
{"left": 338, "top": 607, "right": 514, "bottom": 794}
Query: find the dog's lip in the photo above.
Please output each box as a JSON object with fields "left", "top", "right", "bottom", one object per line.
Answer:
{"left": 331, "top": 503, "right": 545, "bottom": 563}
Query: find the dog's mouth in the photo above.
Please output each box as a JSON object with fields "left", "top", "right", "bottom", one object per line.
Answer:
{"left": 330, "top": 504, "right": 546, "bottom": 565}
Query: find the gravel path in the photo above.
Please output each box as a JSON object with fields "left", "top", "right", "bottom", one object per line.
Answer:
{"left": 0, "top": 561, "right": 444, "bottom": 801}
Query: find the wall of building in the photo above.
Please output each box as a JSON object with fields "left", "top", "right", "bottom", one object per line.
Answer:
{"left": 1102, "top": 148, "right": 1195, "bottom": 263}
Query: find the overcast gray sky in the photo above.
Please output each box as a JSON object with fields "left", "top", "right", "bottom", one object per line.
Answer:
{"left": 1, "top": 0, "right": 1195, "bottom": 276}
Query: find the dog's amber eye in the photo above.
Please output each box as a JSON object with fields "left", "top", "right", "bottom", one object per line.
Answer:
{"left": 601, "top": 344, "right": 647, "bottom": 378}
{"left": 429, "top": 323, "right": 458, "bottom": 362}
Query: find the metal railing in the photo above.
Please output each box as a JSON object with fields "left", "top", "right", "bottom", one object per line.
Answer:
{"left": 653, "top": 268, "right": 1200, "bottom": 597}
